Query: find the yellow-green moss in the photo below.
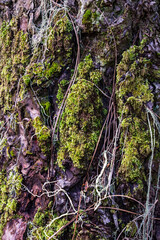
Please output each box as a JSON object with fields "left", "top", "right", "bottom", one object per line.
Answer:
{"left": 87, "top": 6, "right": 133, "bottom": 71}
{"left": 82, "top": 9, "right": 92, "bottom": 25}
{"left": 47, "top": 10, "right": 73, "bottom": 64}
{"left": 116, "top": 40, "right": 156, "bottom": 192}
{"left": 78, "top": 54, "right": 93, "bottom": 78}
{"left": 41, "top": 99, "right": 51, "bottom": 116}
{"left": 0, "top": 167, "right": 22, "bottom": 238}
{"left": 32, "top": 117, "right": 50, "bottom": 154}
{"left": 22, "top": 9, "right": 73, "bottom": 121}
{"left": 125, "top": 221, "right": 137, "bottom": 237}
{"left": 28, "top": 207, "right": 68, "bottom": 239}
{"left": 82, "top": 9, "right": 101, "bottom": 32}
{"left": 56, "top": 79, "right": 69, "bottom": 106}
{"left": 0, "top": 20, "right": 30, "bottom": 113}
{"left": 23, "top": 63, "right": 44, "bottom": 86}
{"left": 23, "top": 61, "right": 62, "bottom": 86}
{"left": 45, "top": 62, "right": 61, "bottom": 79}
{"left": 57, "top": 55, "right": 103, "bottom": 170}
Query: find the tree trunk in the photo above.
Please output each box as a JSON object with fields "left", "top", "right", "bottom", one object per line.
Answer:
{"left": 0, "top": 0, "right": 160, "bottom": 239}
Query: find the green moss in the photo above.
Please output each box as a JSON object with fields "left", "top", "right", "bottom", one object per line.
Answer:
{"left": 47, "top": 11, "right": 73, "bottom": 63}
{"left": 57, "top": 55, "right": 103, "bottom": 170}
{"left": 0, "top": 167, "right": 23, "bottom": 238}
{"left": 116, "top": 40, "right": 157, "bottom": 193}
{"left": 82, "top": 9, "right": 101, "bottom": 33}
{"left": 23, "top": 60, "right": 62, "bottom": 87}
{"left": 41, "top": 99, "right": 51, "bottom": 116}
{"left": 90, "top": 70, "right": 102, "bottom": 85}
{"left": 77, "top": 54, "right": 102, "bottom": 84}
{"left": 87, "top": 7, "right": 133, "bottom": 72}
{"left": 10, "top": 150, "right": 15, "bottom": 157}
{"left": 33, "top": 208, "right": 48, "bottom": 226}
{"left": 22, "top": 9, "right": 73, "bottom": 114}
{"left": 0, "top": 20, "right": 30, "bottom": 113}
{"left": 78, "top": 54, "right": 94, "bottom": 78}
{"left": 82, "top": 9, "right": 92, "bottom": 25}
{"left": 153, "top": 68, "right": 160, "bottom": 78}
{"left": 28, "top": 207, "right": 68, "bottom": 239}
{"left": 23, "top": 62, "right": 44, "bottom": 86}
{"left": 32, "top": 117, "right": 50, "bottom": 154}
{"left": 125, "top": 222, "right": 137, "bottom": 237}
{"left": 45, "top": 62, "right": 61, "bottom": 79}
{"left": 56, "top": 79, "right": 69, "bottom": 106}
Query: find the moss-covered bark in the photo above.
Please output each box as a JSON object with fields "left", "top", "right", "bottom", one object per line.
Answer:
{"left": 57, "top": 55, "right": 103, "bottom": 170}
{"left": 0, "top": 0, "right": 160, "bottom": 239}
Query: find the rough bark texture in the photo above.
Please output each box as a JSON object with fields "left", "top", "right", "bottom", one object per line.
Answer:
{"left": 0, "top": 0, "right": 160, "bottom": 239}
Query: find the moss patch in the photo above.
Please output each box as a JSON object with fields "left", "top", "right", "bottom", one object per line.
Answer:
{"left": 27, "top": 206, "right": 68, "bottom": 239}
{"left": 57, "top": 55, "right": 103, "bottom": 170}
{"left": 116, "top": 40, "right": 157, "bottom": 193}
{"left": 32, "top": 117, "right": 50, "bottom": 154}
{"left": 56, "top": 79, "right": 69, "bottom": 107}
{"left": 82, "top": 9, "right": 101, "bottom": 33}
{"left": 47, "top": 10, "right": 73, "bottom": 64}
{"left": 0, "top": 20, "right": 30, "bottom": 113}
{"left": 0, "top": 167, "right": 22, "bottom": 238}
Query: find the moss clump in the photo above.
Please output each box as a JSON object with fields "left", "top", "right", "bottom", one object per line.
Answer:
{"left": 45, "top": 62, "right": 61, "bottom": 79}
{"left": 57, "top": 55, "right": 103, "bottom": 170}
{"left": 82, "top": 9, "right": 101, "bottom": 33}
{"left": 32, "top": 117, "right": 50, "bottom": 154}
{"left": 78, "top": 54, "right": 102, "bottom": 84}
{"left": 0, "top": 20, "right": 30, "bottom": 113}
{"left": 56, "top": 55, "right": 102, "bottom": 112}
{"left": 33, "top": 207, "right": 49, "bottom": 227}
{"left": 41, "top": 98, "right": 51, "bottom": 116}
{"left": 78, "top": 54, "right": 93, "bottom": 78}
{"left": 125, "top": 221, "right": 137, "bottom": 237}
{"left": 82, "top": 9, "right": 92, "bottom": 25}
{"left": 0, "top": 167, "right": 22, "bottom": 238}
{"left": 22, "top": 9, "right": 73, "bottom": 121}
{"left": 56, "top": 79, "right": 69, "bottom": 106}
{"left": 23, "top": 61, "right": 61, "bottom": 87}
{"left": 23, "top": 63, "right": 44, "bottom": 86}
{"left": 47, "top": 10, "right": 73, "bottom": 64}
{"left": 28, "top": 207, "right": 68, "bottom": 239}
{"left": 87, "top": 6, "right": 133, "bottom": 72}
{"left": 116, "top": 40, "right": 156, "bottom": 192}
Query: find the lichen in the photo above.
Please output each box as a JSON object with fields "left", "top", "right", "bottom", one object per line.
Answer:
{"left": 57, "top": 55, "right": 103, "bottom": 170}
